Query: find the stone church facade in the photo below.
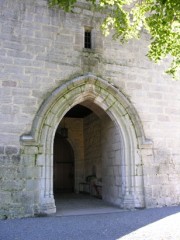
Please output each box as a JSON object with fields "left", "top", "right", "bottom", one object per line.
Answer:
{"left": 0, "top": 0, "right": 180, "bottom": 218}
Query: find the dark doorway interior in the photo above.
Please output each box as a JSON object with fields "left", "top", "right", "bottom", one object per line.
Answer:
{"left": 53, "top": 134, "right": 74, "bottom": 193}
{"left": 65, "top": 104, "right": 92, "bottom": 118}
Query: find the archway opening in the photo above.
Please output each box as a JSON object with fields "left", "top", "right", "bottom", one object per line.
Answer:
{"left": 21, "top": 74, "right": 149, "bottom": 215}
{"left": 53, "top": 102, "right": 124, "bottom": 210}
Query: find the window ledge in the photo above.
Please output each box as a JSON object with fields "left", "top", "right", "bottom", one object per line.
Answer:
{"left": 83, "top": 48, "right": 95, "bottom": 53}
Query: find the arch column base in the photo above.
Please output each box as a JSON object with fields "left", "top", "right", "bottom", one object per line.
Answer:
{"left": 121, "top": 193, "right": 135, "bottom": 209}
{"left": 121, "top": 193, "right": 145, "bottom": 209}
{"left": 38, "top": 197, "right": 56, "bottom": 215}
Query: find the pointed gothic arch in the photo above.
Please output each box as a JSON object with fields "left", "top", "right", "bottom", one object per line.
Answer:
{"left": 21, "top": 73, "right": 152, "bottom": 214}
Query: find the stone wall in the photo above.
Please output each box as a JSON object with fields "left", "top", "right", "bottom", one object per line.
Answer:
{"left": 60, "top": 117, "right": 84, "bottom": 192}
{"left": 84, "top": 113, "right": 101, "bottom": 179}
{"left": 101, "top": 116, "right": 123, "bottom": 206}
{"left": 0, "top": 0, "right": 180, "bottom": 218}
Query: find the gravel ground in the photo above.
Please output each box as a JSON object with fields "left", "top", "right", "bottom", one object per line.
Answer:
{"left": 0, "top": 206, "right": 180, "bottom": 240}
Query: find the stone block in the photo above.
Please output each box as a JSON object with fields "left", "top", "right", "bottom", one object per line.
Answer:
{"left": 2, "top": 81, "right": 17, "bottom": 87}
{"left": 126, "top": 82, "right": 142, "bottom": 90}
{"left": 0, "top": 192, "right": 11, "bottom": 204}
{"left": 114, "top": 150, "right": 121, "bottom": 165}
{"left": 25, "top": 67, "right": 47, "bottom": 76}
{"left": 21, "top": 155, "right": 36, "bottom": 167}
{"left": 34, "top": 15, "right": 50, "bottom": 24}
{"left": 3, "top": 41, "right": 25, "bottom": 51}
{"left": 1, "top": 179, "right": 24, "bottom": 191}
{"left": 18, "top": 166, "right": 34, "bottom": 179}
{"left": 12, "top": 155, "right": 21, "bottom": 165}
{"left": 35, "top": 31, "right": 53, "bottom": 40}
{"left": 135, "top": 164, "right": 143, "bottom": 176}
{"left": 0, "top": 156, "right": 7, "bottom": 165}
{"left": 5, "top": 146, "right": 18, "bottom": 155}
{"left": 26, "top": 179, "right": 37, "bottom": 191}
{"left": 135, "top": 176, "right": 144, "bottom": 187}
{"left": 7, "top": 49, "right": 33, "bottom": 59}
{"left": 115, "top": 176, "right": 121, "bottom": 186}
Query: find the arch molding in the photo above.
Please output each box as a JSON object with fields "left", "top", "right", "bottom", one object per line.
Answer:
{"left": 21, "top": 73, "right": 152, "bottom": 214}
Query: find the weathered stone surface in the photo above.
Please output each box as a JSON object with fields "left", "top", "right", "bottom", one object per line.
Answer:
{"left": 12, "top": 155, "right": 21, "bottom": 165}
{"left": 0, "top": 0, "right": 180, "bottom": 219}
{"left": 5, "top": 146, "right": 18, "bottom": 155}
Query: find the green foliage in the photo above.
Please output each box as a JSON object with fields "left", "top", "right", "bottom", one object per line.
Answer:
{"left": 48, "top": 0, "right": 77, "bottom": 11}
{"left": 49, "top": 0, "right": 180, "bottom": 79}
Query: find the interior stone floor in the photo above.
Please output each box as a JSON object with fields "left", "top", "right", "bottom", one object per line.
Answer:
{"left": 54, "top": 193, "right": 126, "bottom": 216}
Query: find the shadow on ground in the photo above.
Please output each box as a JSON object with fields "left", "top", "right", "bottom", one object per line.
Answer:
{"left": 0, "top": 194, "right": 180, "bottom": 240}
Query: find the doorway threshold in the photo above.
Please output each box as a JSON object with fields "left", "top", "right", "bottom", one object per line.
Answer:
{"left": 54, "top": 193, "right": 126, "bottom": 217}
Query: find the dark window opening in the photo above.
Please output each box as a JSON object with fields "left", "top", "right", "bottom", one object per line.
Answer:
{"left": 84, "top": 30, "right": 91, "bottom": 49}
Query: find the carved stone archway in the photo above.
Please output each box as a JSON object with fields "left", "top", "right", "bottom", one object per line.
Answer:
{"left": 21, "top": 73, "right": 152, "bottom": 214}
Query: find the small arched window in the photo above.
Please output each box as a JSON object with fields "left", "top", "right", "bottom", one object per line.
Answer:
{"left": 84, "top": 28, "right": 92, "bottom": 49}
